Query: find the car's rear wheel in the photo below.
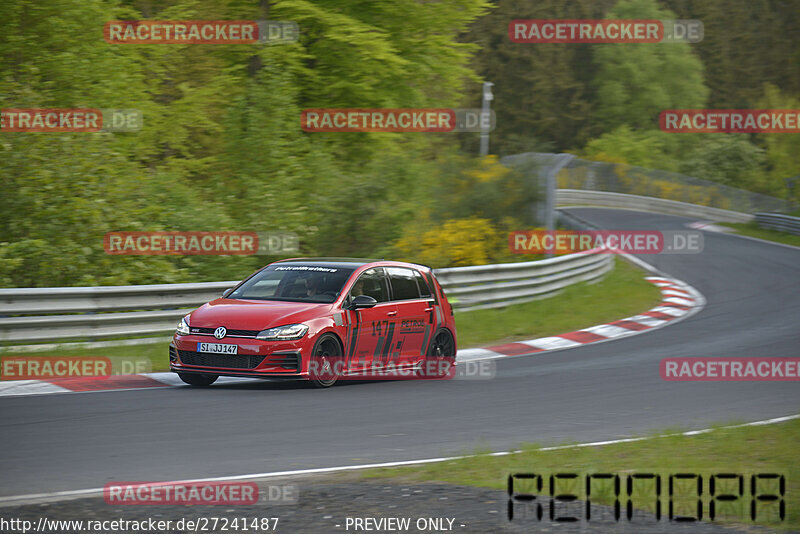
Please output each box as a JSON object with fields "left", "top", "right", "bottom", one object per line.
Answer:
{"left": 178, "top": 372, "right": 218, "bottom": 386}
{"left": 309, "top": 334, "right": 343, "bottom": 388}
{"left": 421, "top": 329, "right": 455, "bottom": 378}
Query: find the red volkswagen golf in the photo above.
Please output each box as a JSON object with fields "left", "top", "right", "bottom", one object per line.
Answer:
{"left": 169, "top": 259, "right": 457, "bottom": 387}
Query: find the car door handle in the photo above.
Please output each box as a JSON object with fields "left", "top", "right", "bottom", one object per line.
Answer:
{"left": 423, "top": 307, "right": 434, "bottom": 312}
{"left": 387, "top": 311, "right": 397, "bottom": 317}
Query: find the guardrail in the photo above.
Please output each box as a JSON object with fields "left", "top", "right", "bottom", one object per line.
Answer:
{"left": 755, "top": 212, "right": 800, "bottom": 236}
{"left": 436, "top": 252, "right": 612, "bottom": 312}
{"left": 556, "top": 189, "right": 754, "bottom": 223}
{"left": 0, "top": 282, "right": 238, "bottom": 345}
{"left": 538, "top": 152, "right": 785, "bottom": 214}
{"left": 0, "top": 253, "right": 613, "bottom": 345}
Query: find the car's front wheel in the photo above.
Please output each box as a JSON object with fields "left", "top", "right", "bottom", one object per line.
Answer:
{"left": 309, "top": 334, "right": 343, "bottom": 388}
{"left": 178, "top": 372, "right": 218, "bottom": 386}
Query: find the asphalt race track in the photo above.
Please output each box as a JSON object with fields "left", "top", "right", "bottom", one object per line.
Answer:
{"left": 1, "top": 208, "right": 798, "bottom": 498}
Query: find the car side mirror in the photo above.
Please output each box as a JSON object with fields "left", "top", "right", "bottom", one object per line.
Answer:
{"left": 222, "top": 288, "right": 234, "bottom": 298}
{"left": 350, "top": 295, "right": 377, "bottom": 309}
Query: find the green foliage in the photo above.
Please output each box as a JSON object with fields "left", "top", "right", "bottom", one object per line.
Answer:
{"left": 462, "top": 0, "right": 796, "bottom": 199}
{"left": 661, "top": 0, "right": 800, "bottom": 109}
{"left": 756, "top": 84, "right": 800, "bottom": 199}
{"left": 0, "top": 0, "right": 491, "bottom": 287}
{"left": 391, "top": 155, "right": 542, "bottom": 267}
{"left": 578, "top": 0, "right": 783, "bottom": 198}
{"left": 1, "top": 0, "right": 797, "bottom": 287}
{"left": 581, "top": 126, "right": 681, "bottom": 171}
{"left": 581, "top": 126, "right": 770, "bottom": 196}
{"left": 430, "top": 155, "right": 539, "bottom": 225}
{"left": 394, "top": 217, "right": 501, "bottom": 268}
{"left": 677, "top": 135, "right": 767, "bottom": 192}
{"left": 463, "top": 0, "right": 616, "bottom": 154}
{"left": 592, "top": 0, "right": 709, "bottom": 131}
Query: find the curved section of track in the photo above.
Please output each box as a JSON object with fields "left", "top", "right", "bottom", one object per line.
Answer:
{"left": 1, "top": 208, "right": 798, "bottom": 497}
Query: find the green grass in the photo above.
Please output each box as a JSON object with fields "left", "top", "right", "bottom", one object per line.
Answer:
{"left": 359, "top": 418, "right": 800, "bottom": 530}
{"left": 722, "top": 221, "right": 800, "bottom": 248}
{"left": 1, "top": 258, "right": 661, "bottom": 372}
{"left": 454, "top": 257, "right": 661, "bottom": 348}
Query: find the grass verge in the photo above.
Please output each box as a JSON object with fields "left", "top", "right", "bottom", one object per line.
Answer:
{"left": 359, "top": 417, "right": 799, "bottom": 530}
{"left": 1, "top": 257, "right": 662, "bottom": 372}
{"left": 454, "top": 257, "right": 661, "bottom": 348}
{"left": 722, "top": 222, "right": 800, "bottom": 248}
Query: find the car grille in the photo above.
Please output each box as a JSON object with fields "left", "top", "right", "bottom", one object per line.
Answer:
{"left": 189, "top": 327, "right": 260, "bottom": 338}
{"left": 177, "top": 350, "right": 266, "bottom": 370}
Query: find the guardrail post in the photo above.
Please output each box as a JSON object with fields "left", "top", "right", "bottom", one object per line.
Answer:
{"left": 544, "top": 154, "right": 576, "bottom": 257}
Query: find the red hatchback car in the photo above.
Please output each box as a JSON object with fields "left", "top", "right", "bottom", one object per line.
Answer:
{"left": 169, "top": 259, "right": 457, "bottom": 387}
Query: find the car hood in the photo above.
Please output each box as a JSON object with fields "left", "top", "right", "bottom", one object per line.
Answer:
{"left": 188, "top": 298, "right": 334, "bottom": 331}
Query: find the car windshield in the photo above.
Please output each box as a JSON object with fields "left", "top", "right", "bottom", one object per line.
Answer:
{"left": 229, "top": 265, "right": 355, "bottom": 303}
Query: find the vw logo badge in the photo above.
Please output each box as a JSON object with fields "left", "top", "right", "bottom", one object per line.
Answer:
{"left": 213, "top": 326, "right": 227, "bottom": 339}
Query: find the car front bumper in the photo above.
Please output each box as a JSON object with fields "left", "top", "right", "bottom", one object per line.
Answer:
{"left": 169, "top": 335, "right": 311, "bottom": 379}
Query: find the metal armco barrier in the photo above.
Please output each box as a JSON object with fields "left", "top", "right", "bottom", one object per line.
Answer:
{"left": 557, "top": 189, "right": 754, "bottom": 223}
{"left": 755, "top": 212, "right": 800, "bottom": 236}
{"left": 435, "top": 252, "right": 612, "bottom": 312}
{"left": 0, "top": 282, "right": 237, "bottom": 344}
{"left": 0, "top": 253, "right": 613, "bottom": 344}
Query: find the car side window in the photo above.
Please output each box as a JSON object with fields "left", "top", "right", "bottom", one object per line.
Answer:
{"left": 387, "top": 267, "right": 422, "bottom": 301}
{"left": 413, "top": 270, "right": 432, "bottom": 298}
{"left": 350, "top": 268, "right": 389, "bottom": 303}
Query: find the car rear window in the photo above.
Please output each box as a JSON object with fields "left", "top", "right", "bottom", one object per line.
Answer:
{"left": 387, "top": 267, "right": 421, "bottom": 301}
{"left": 413, "top": 270, "right": 432, "bottom": 298}
{"left": 230, "top": 265, "right": 355, "bottom": 303}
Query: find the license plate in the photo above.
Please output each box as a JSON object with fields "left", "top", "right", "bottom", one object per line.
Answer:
{"left": 197, "top": 342, "right": 238, "bottom": 355}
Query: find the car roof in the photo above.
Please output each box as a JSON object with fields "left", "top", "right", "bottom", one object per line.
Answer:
{"left": 272, "top": 257, "right": 377, "bottom": 268}
{"left": 271, "top": 258, "right": 432, "bottom": 271}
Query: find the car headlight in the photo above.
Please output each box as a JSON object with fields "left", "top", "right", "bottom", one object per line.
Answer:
{"left": 256, "top": 324, "right": 309, "bottom": 340}
{"left": 175, "top": 316, "right": 191, "bottom": 336}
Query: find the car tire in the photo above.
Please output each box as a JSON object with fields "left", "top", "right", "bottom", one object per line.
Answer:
{"left": 421, "top": 329, "right": 456, "bottom": 378}
{"left": 178, "top": 372, "right": 218, "bottom": 386}
{"left": 309, "top": 334, "right": 344, "bottom": 388}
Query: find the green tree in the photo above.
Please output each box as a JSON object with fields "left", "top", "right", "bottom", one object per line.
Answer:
{"left": 581, "top": 125, "right": 682, "bottom": 171}
{"left": 756, "top": 83, "right": 800, "bottom": 199}
{"left": 0, "top": 0, "right": 495, "bottom": 287}
{"left": 662, "top": 0, "right": 800, "bottom": 108}
{"left": 678, "top": 135, "right": 767, "bottom": 192}
{"left": 592, "top": 0, "right": 709, "bottom": 131}
{"left": 463, "top": 0, "right": 616, "bottom": 153}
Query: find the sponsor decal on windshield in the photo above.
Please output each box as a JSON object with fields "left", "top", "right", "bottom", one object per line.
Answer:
{"left": 274, "top": 266, "right": 338, "bottom": 272}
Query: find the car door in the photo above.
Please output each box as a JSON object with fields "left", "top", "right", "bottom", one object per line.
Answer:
{"left": 345, "top": 268, "right": 397, "bottom": 371}
{"left": 385, "top": 267, "right": 430, "bottom": 364}
{"left": 413, "top": 269, "right": 439, "bottom": 358}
